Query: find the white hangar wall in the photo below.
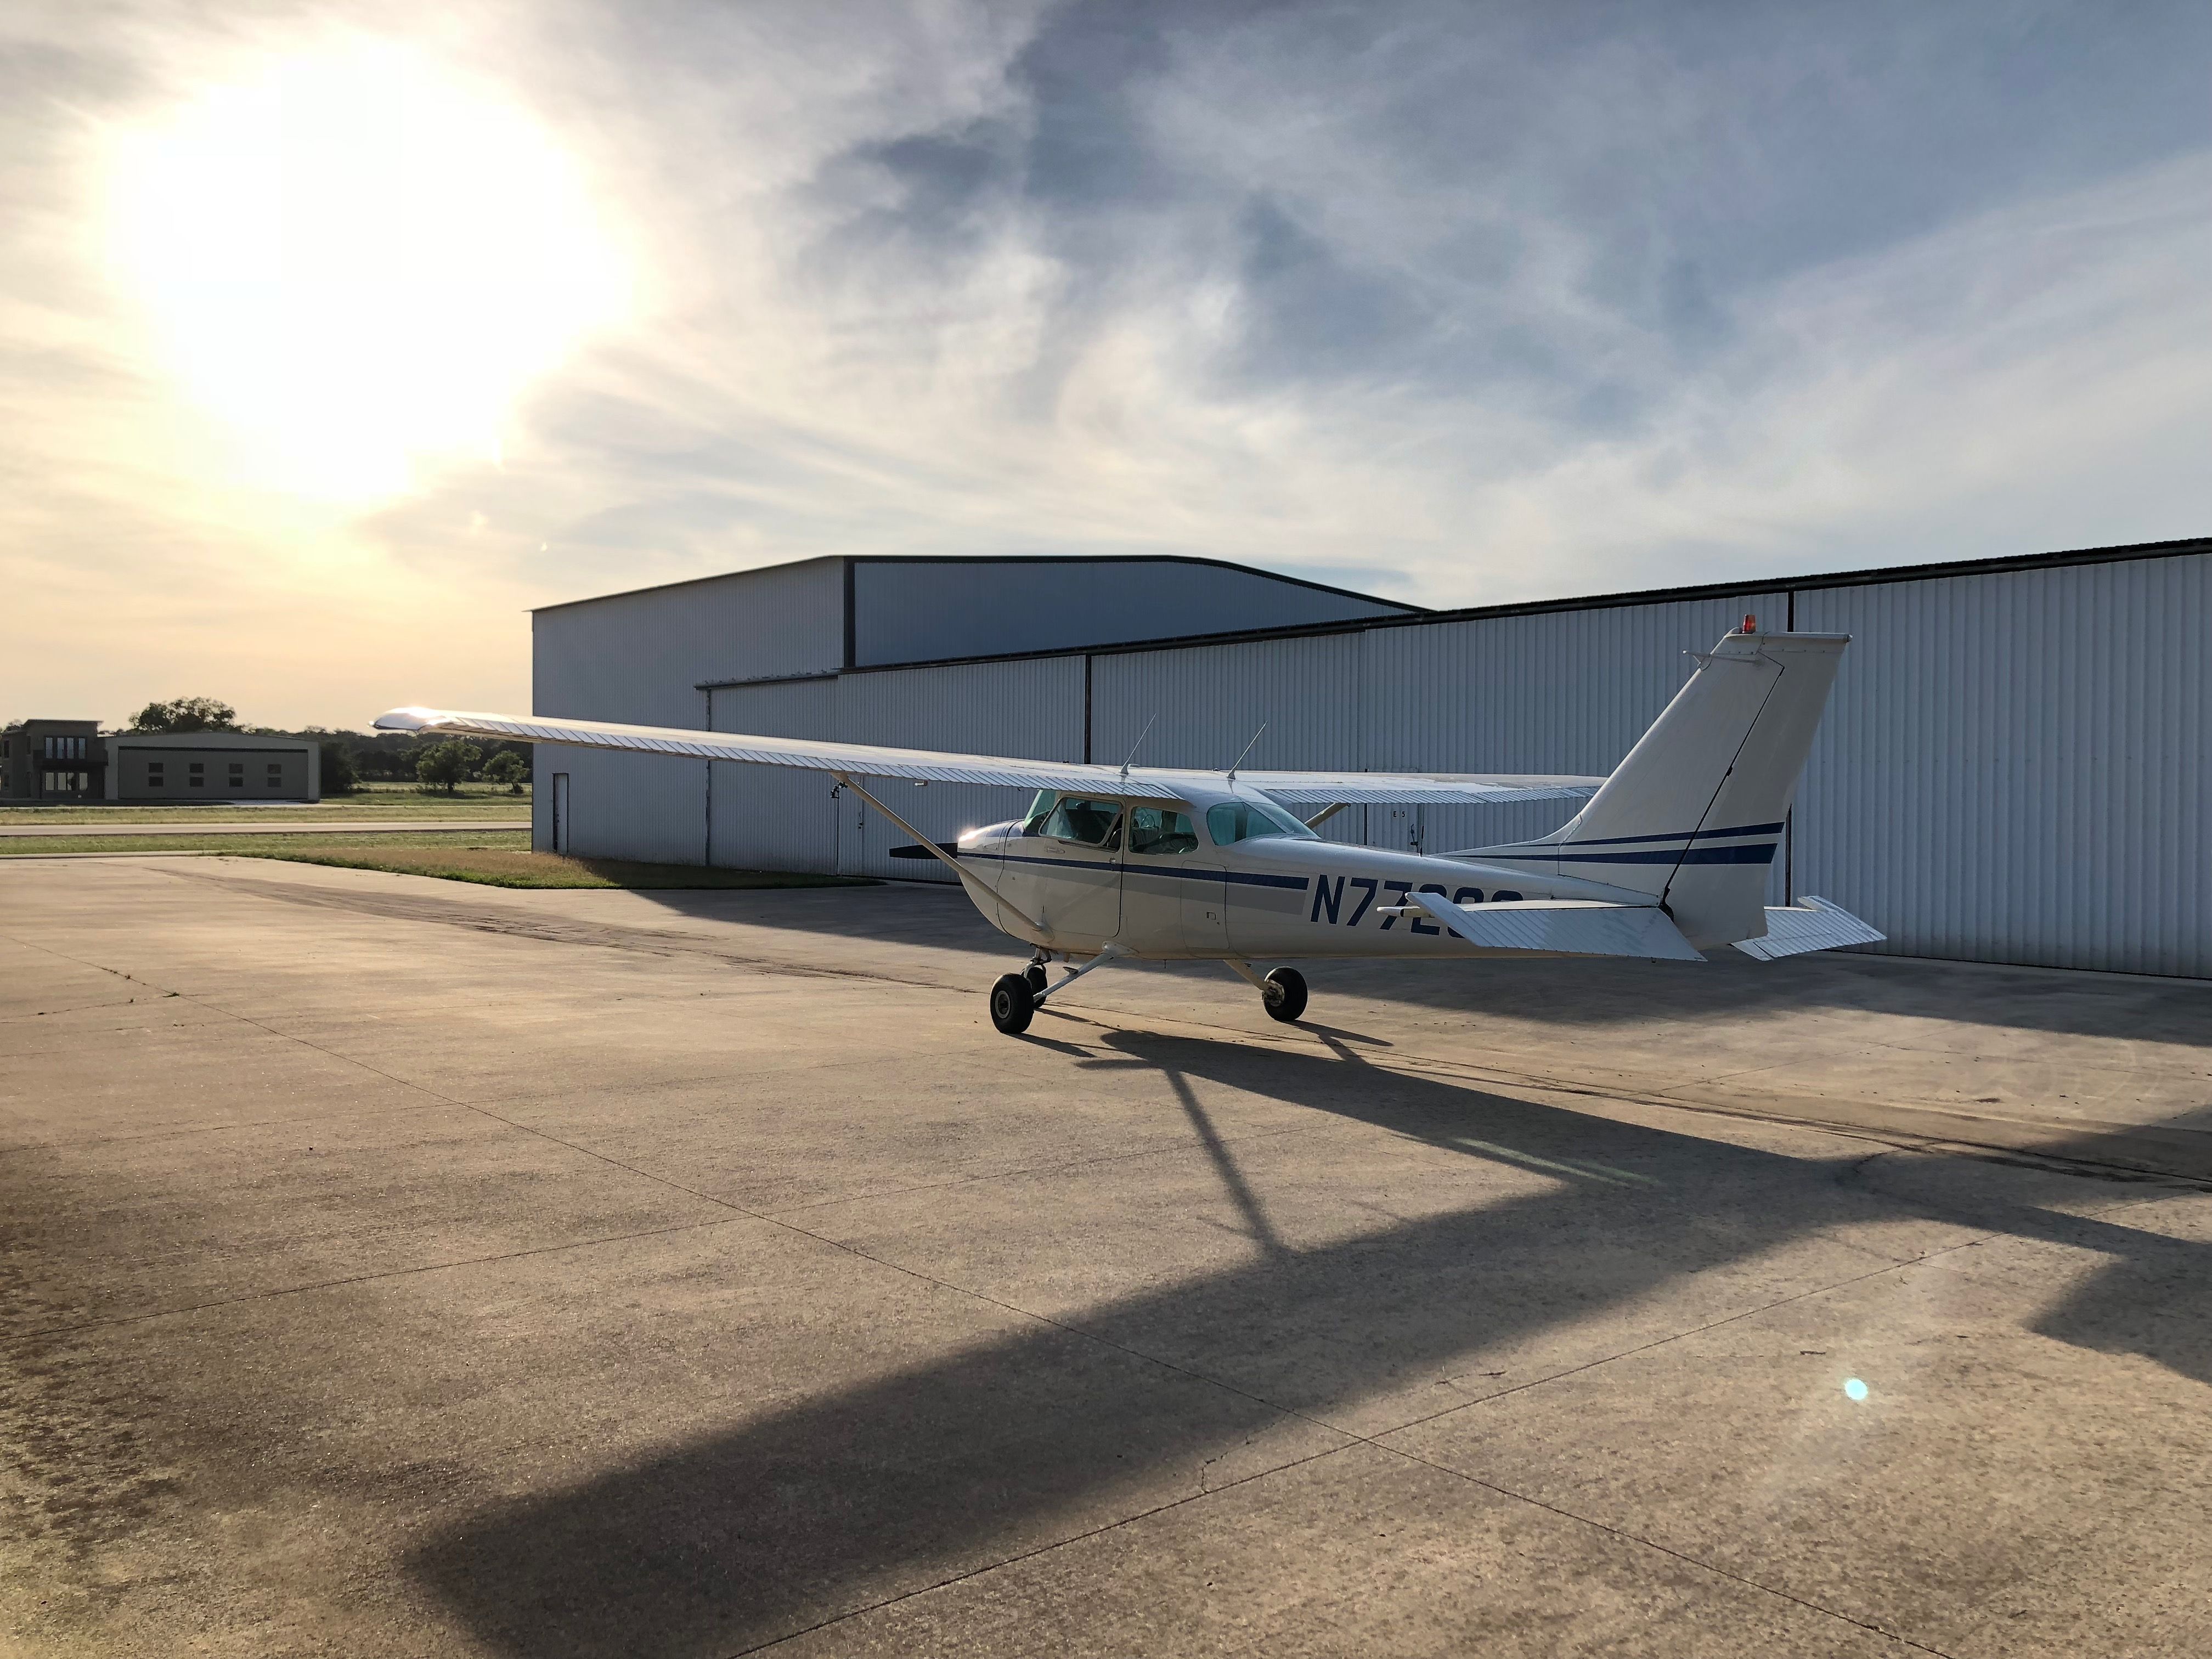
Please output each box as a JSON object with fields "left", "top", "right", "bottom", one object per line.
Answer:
{"left": 537, "top": 542, "right": 2211, "bottom": 978}
{"left": 530, "top": 558, "right": 845, "bottom": 864}
{"left": 531, "top": 554, "right": 1394, "bottom": 868}
{"left": 1792, "top": 554, "right": 2209, "bottom": 977}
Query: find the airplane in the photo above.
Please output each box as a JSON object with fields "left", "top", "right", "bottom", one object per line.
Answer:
{"left": 377, "top": 617, "right": 1882, "bottom": 1036}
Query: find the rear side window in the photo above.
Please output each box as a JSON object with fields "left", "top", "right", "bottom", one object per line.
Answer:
{"left": 1127, "top": 806, "right": 1197, "bottom": 855}
{"left": 1206, "top": 799, "right": 1317, "bottom": 845}
{"left": 1043, "top": 798, "right": 1123, "bottom": 849}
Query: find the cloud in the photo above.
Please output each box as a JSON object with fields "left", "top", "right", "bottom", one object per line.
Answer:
{"left": 2, "top": 0, "right": 2208, "bottom": 723}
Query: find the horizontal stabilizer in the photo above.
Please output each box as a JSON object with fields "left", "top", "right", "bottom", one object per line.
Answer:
{"left": 1385, "top": 892, "right": 1706, "bottom": 961}
{"left": 1733, "top": 897, "right": 1886, "bottom": 960}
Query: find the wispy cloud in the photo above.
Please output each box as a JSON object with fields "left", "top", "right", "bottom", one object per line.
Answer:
{"left": 4, "top": 1, "right": 2208, "bottom": 724}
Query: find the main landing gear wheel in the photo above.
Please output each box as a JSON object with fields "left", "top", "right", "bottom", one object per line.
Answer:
{"left": 1262, "top": 967, "right": 1307, "bottom": 1023}
{"left": 990, "top": 973, "right": 1036, "bottom": 1035}
{"left": 1024, "top": 962, "right": 1049, "bottom": 995}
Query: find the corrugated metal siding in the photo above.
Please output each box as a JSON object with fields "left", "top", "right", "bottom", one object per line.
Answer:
{"left": 533, "top": 560, "right": 843, "bottom": 857}
{"left": 1092, "top": 634, "right": 1372, "bottom": 843}
{"left": 709, "top": 658, "right": 1084, "bottom": 879}
{"left": 709, "top": 679, "right": 840, "bottom": 873}
{"left": 1352, "top": 594, "right": 1790, "bottom": 868}
{"left": 1795, "top": 557, "right": 2210, "bottom": 974}
{"left": 831, "top": 659, "right": 1085, "bottom": 879}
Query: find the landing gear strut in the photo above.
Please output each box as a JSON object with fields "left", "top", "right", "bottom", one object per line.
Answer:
{"left": 1225, "top": 960, "right": 1308, "bottom": 1023}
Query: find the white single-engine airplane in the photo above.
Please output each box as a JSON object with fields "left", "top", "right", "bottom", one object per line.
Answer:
{"left": 378, "top": 618, "right": 1882, "bottom": 1035}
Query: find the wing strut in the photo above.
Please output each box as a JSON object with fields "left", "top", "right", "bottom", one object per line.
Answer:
{"left": 832, "top": 772, "right": 1046, "bottom": 933}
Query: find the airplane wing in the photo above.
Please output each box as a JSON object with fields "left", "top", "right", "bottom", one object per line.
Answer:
{"left": 371, "top": 708, "right": 1605, "bottom": 805}
{"left": 1227, "top": 770, "right": 1600, "bottom": 805}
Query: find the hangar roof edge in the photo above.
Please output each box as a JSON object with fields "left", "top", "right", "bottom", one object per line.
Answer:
{"left": 529, "top": 552, "right": 1426, "bottom": 617}
{"left": 691, "top": 534, "right": 2212, "bottom": 686}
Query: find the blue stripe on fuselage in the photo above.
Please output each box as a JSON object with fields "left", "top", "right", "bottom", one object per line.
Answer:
{"left": 1546, "top": 843, "right": 1777, "bottom": 865}
{"left": 1557, "top": 819, "right": 1785, "bottom": 848}
{"left": 984, "top": 850, "right": 1308, "bottom": 890}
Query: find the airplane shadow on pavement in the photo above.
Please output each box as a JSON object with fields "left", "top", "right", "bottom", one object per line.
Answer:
{"left": 404, "top": 1028, "right": 2212, "bottom": 1659}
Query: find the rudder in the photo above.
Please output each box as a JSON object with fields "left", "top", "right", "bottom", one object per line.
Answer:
{"left": 1466, "top": 625, "right": 1849, "bottom": 947}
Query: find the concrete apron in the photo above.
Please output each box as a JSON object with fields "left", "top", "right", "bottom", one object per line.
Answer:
{"left": 2, "top": 857, "right": 2207, "bottom": 1658}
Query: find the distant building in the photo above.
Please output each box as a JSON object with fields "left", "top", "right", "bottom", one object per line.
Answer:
{"left": 1, "top": 723, "right": 320, "bottom": 804}
{"left": 2, "top": 720, "right": 104, "bottom": 802}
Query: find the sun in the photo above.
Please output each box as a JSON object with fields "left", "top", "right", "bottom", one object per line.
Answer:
{"left": 107, "top": 42, "right": 628, "bottom": 502}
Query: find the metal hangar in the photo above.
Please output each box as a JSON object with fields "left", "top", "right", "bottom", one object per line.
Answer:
{"left": 528, "top": 540, "right": 2210, "bottom": 978}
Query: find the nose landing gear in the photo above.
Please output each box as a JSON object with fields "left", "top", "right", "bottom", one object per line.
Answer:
{"left": 989, "top": 946, "right": 1128, "bottom": 1035}
{"left": 1223, "top": 959, "right": 1308, "bottom": 1023}
{"left": 1260, "top": 967, "right": 1307, "bottom": 1023}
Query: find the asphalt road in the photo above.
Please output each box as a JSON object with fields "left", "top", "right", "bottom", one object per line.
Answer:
{"left": 4, "top": 857, "right": 2208, "bottom": 1657}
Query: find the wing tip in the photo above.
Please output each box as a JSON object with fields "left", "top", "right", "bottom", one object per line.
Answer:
{"left": 373, "top": 706, "right": 440, "bottom": 732}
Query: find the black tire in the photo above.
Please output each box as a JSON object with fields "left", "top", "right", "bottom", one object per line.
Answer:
{"left": 1024, "top": 962, "right": 1049, "bottom": 995}
{"left": 1262, "top": 967, "right": 1307, "bottom": 1023}
{"left": 990, "top": 973, "right": 1036, "bottom": 1035}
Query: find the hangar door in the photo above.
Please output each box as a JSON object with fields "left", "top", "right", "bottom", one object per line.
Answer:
{"left": 708, "top": 680, "right": 857, "bottom": 875}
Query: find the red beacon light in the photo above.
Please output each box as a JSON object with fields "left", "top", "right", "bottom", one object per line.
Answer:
{"left": 1741, "top": 613, "right": 1757, "bottom": 634}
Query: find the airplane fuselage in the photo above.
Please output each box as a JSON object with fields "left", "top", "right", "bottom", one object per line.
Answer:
{"left": 952, "top": 782, "right": 1677, "bottom": 963}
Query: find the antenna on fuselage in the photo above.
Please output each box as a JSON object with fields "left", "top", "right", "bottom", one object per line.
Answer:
{"left": 1119, "top": 714, "right": 1158, "bottom": 781}
{"left": 1225, "top": 722, "right": 1267, "bottom": 784}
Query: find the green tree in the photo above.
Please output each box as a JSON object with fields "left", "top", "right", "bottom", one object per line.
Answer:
{"left": 481, "top": 751, "right": 526, "bottom": 794}
{"left": 319, "top": 741, "right": 359, "bottom": 794}
{"left": 415, "top": 738, "right": 479, "bottom": 793}
{"left": 131, "top": 696, "right": 238, "bottom": 733}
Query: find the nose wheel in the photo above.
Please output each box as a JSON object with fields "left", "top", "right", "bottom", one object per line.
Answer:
{"left": 990, "top": 974, "right": 1036, "bottom": 1035}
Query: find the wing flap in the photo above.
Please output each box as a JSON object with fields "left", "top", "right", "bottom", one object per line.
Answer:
{"left": 1386, "top": 891, "right": 1706, "bottom": 961}
{"left": 1732, "top": 897, "right": 1886, "bottom": 960}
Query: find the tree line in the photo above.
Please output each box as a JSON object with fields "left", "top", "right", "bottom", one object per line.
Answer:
{"left": 126, "top": 697, "right": 529, "bottom": 794}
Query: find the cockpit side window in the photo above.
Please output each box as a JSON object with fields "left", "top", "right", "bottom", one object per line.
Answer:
{"left": 1205, "top": 799, "right": 1318, "bottom": 846}
{"left": 1042, "top": 797, "right": 1124, "bottom": 849}
{"left": 1127, "top": 805, "right": 1198, "bottom": 856}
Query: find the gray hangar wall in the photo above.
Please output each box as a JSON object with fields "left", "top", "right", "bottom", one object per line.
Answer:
{"left": 534, "top": 543, "right": 2210, "bottom": 978}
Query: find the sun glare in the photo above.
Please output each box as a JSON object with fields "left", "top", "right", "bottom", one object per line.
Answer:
{"left": 108, "top": 44, "right": 627, "bottom": 501}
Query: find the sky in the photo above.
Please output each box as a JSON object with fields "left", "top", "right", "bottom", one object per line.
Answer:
{"left": 5, "top": 1, "right": 2210, "bottom": 729}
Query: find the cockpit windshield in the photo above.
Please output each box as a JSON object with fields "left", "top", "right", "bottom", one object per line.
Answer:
{"left": 1205, "top": 799, "right": 1317, "bottom": 845}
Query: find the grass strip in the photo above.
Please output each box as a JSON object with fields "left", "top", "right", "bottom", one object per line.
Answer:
{"left": 0, "top": 786, "right": 533, "bottom": 825}
{"left": 0, "top": 831, "right": 877, "bottom": 890}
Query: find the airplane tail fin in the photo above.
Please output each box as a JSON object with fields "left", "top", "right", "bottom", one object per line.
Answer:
{"left": 1464, "top": 623, "right": 1849, "bottom": 947}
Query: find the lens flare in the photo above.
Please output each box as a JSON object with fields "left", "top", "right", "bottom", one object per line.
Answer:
{"left": 106, "top": 42, "right": 628, "bottom": 501}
